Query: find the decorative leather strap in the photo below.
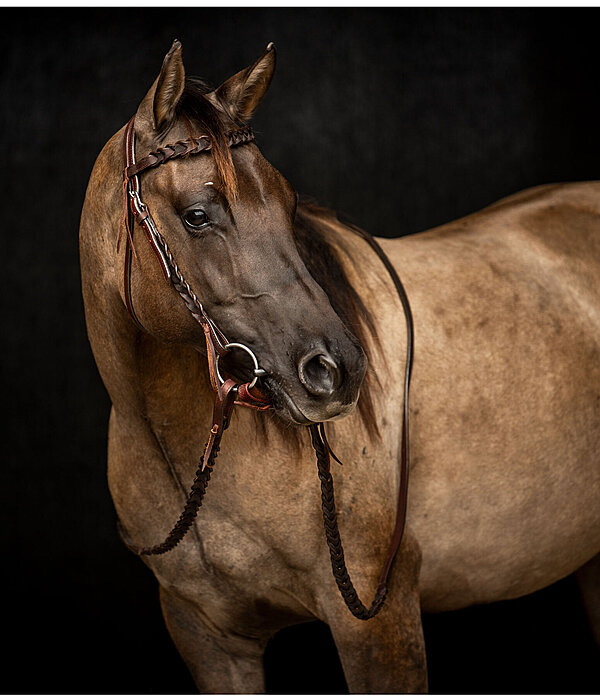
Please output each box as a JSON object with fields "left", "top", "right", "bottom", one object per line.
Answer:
{"left": 349, "top": 225, "right": 414, "bottom": 585}
{"left": 311, "top": 424, "right": 388, "bottom": 619}
{"left": 125, "top": 125, "right": 254, "bottom": 179}
{"left": 117, "top": 116, "right": 272, "bottom": 558}
{"left": 121, "top": 116, "right": 171, "bottom": 330}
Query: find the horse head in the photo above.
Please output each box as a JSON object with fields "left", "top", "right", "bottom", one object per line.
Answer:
{"left": 122, "top": 40, "right": 367, "bottom": 425}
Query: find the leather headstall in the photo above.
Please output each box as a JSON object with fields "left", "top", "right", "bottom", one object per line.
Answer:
{"left": 118, "top": 115, "right": 414, "bottom": 622}
{"left": 120, "top": 116, "right": 267, "bottom": 405}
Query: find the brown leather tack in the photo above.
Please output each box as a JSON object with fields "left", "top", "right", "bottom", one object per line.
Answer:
{"left": 118, "top": 115, "right": 414, "bottom": 621}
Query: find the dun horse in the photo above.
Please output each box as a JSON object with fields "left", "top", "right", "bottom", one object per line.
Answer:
{"left": 80, "top": 41, "right": 600, "bottom": 692}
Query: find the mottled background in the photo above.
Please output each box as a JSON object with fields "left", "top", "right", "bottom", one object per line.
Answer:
{"left": 2, "top": 7, "right": 598, "bottom": 693}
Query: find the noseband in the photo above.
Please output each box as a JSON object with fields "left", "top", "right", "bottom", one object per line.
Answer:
{"left": 119, "top": 116, "right": 414, "bottom": 621}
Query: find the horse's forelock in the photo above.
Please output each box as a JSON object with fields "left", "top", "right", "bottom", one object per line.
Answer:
{"left": 171, "top": 76, "right": 239, "bottom": 201}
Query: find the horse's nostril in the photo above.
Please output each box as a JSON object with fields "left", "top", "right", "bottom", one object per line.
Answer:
{"left": 298, "top": 350, "right": 341, "bottom": 397}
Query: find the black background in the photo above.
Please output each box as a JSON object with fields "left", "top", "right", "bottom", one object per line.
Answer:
{"left": 3, "top": 7, "right": 599, "bottom": 694}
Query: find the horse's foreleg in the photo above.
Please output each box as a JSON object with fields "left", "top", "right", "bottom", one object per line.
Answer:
{"left": 321, "top": 531, "right": 428, "bottom": 693}
{"left": 576, "top": 552, "right": 600, "bottom": 649}
{"left": 159, "top": 587, "right": 267, "bottom": 693}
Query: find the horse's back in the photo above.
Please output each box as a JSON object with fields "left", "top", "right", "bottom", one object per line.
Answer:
{"left": 398, "top": 180, "right": 600, "bottom": 283}
{"left": 479, "top": 181, "right": 600, "bottom": 320}
{"left": 378, "top": 182, "right": 600, "bottom": 612}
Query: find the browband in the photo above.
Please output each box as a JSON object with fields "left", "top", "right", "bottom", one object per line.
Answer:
{"left": 125, "top": 124, "right": 255, "bottom": 179}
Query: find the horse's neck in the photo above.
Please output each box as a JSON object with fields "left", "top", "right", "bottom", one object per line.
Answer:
{"left": 313, "top": 215, "right": 409, "bottom": 405}
{"left": 86, "top": 262, "right": 216, "bottom": 452}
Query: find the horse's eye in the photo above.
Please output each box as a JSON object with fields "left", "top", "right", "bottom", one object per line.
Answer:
{"left": 182, "top": 208, "right": 209, "bottom": 229}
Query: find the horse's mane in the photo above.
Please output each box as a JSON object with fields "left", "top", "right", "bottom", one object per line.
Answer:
{"left": 176, "top": 77, "right": 379, "bottom": 440}
{"left": 293, "top": 200, "right": 380, "bottom": 438}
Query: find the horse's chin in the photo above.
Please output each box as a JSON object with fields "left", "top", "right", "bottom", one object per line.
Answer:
{"left": 264, "top": 379, "right": 358, "bottom": 426}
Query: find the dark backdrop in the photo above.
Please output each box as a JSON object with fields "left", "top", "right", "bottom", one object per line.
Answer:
{"left": 2, "top": 7, "right": 599, "bottom": 694}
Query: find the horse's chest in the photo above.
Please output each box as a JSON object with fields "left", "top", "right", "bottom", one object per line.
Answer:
{"left": 153, "top": 505, "right": 321, "bottom": 626}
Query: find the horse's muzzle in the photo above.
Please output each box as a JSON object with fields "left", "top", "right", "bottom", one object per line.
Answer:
{"left": 264, "top": 338, "right": 367, "bottom": 425}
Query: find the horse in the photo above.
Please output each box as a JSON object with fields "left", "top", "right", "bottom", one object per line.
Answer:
{"left": 79, "top": 40, "right": 600, "bottom": 692}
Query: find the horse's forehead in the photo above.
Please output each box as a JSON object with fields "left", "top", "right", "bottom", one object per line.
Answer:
{"left": 164, "top": 150, "right": 219, "bottom": 183}
{"left": 234, "top": 146, "right": 292, "bottom": 195}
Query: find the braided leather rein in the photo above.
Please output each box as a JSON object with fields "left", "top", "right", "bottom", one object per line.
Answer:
{"left": 119, "top": 116, "right": 414, "bottom": 620}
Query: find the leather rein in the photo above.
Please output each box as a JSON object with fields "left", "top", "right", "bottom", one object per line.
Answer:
{"left": 119, "top": 116, "right": 414, "bottom": 620}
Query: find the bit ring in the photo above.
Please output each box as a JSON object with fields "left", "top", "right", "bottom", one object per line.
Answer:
{"left": 216, "top": 342, "right": 266, "bottom": 389}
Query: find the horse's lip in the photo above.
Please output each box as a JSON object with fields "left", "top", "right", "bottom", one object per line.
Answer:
{"left": 278, "top": 391, "right": 314, "bottom": 425}
{"left": 261, "top": 376, "right": 314, "bottom": 425}
{"left": 260, "top": 375, "right": 356, "bottom": 425}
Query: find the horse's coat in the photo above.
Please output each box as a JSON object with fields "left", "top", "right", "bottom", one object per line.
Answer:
{"left": 80, "top": 41, "right": 600, "bottom": 692}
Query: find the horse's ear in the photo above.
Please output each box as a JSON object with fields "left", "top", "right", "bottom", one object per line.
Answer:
{"left": 137, "top": 40, "right": 185, "bottom": 133}
{"left": 211, "top": 43, "right": 276, "bottom": 121}
{"left": 153, "top": 39, "right": 185, "bottom": 130}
